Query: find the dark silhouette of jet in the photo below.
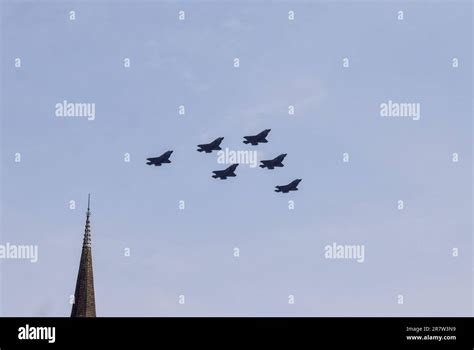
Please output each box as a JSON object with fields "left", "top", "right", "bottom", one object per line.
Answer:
{"left": 275, "top": 179, "right": 302, "bottom": 193}
{"left": 260, "top": 153, "right": 287, "bottom": 169}
{"left": 243, "top": 129, "right": 271, "bottom": 145}
{"left": 197, "top": 137, "right": 224, "bottom": 153}
{"left": 146, "top": 150, "right": 173, "bottom": 166}
{"left": 212, "top": 164, "right": 239, "bottom": 179}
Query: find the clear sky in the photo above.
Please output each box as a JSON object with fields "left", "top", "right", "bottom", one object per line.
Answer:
{"left": 0, "top": 0, "right": 472, "bottom": 316}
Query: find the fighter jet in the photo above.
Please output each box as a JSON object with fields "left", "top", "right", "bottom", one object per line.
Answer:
{"left": 275, "top": 179, "right": 302, "bottom": 193}
{"left": 260, "top": 153, "right": 287, "bottom": 169}
{"left": 243, "top": 129, "right": 271, "bottom": 145}
{"left": 197, "top": 137, "right": 224, "bottom": 153}
{"left": 212, "top": 164, "right": 239, "bottom": 179}
{"left": 146, "top": 150, "right": 173, "bottom": 166}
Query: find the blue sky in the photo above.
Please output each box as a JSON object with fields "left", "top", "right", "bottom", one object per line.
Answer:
{"left": 0, "top": 0, "right": 472, "bottom": 316}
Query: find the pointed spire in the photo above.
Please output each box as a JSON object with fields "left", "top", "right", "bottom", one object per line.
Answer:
{"left": 83, "top": 194, "right": 91, "bottom": 248}
{"left": 71, "top": 194, "right": 96, "bottom": 317}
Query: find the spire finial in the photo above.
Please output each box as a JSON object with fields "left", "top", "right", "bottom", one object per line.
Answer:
{"left": 83, "top": 194, "right": 92, "bottom": 248}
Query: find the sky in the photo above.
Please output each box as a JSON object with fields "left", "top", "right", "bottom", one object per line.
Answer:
{"left": 0, "top": 0, "right": 472, "bottom": 316}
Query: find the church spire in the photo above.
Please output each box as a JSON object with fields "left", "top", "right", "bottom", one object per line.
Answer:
{"left": 83, "top": 194, "right": 91, "bottom": 248}
{"left": 71, "top": 194, "right": 96, "bottom": 317}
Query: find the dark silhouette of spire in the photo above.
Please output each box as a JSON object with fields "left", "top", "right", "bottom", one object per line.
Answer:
{"left": 71, "top": 194, "right": 96, "bottom": 317}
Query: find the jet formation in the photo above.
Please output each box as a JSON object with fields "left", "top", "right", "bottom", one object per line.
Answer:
{"left": 146, "top": 129, "right": 301, "bottom": 193}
